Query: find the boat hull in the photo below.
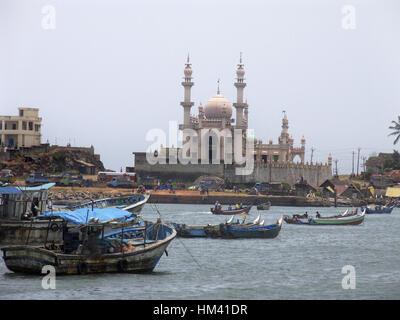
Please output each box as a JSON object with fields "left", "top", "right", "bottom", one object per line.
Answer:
{"left": 364, "top": 206, "right": 394, "bottom": 214}
{"left": 67, "top": 194, "right": 150, "bottom": 214}
{"left": 211, "top": 206, "right": 252, "bottom": 215}
{"left": 221, "top": 224, "right": 281, "bottom": 239}
{"left": 284, "top": 213, "right": 365, "bottom": 226}
{"left": 1, "top": 232, "right": 175, "bottom": 275}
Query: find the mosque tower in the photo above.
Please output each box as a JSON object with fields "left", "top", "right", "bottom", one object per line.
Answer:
{"left": 233, "top": 53, "right": 248, "bottom": 128}
{"left": 279, "top": 111, "right": 289, "bottom": 144}
{"left": 181, "top": 55, "right": 194, "bottom": 128}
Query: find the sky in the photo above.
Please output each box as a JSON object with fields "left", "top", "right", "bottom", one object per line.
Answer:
{"left": 0, "top": 0, "right": 399, "bottom": 174}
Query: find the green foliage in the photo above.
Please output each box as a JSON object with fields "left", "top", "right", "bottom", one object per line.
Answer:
{"left": 388, "top": 116, "right": 400, "bottom": 145}
{"left": 282, "top": 183, "right": 291, "bottom": 191}
{"left": 364, "top": 168, "right": 373, "bottom": 180}
{"left": 53, "top": 151, "right": 66, "bottom": 163}
{"left": 353, "top": 182, "right": 361, "bottom": 190}
{"left": 382, "top": 150, "right": 400, "bottom": 171}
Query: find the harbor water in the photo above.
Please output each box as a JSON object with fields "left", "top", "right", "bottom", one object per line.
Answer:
{"left": 0, "top": 204, "right": 399, "bottom": 300}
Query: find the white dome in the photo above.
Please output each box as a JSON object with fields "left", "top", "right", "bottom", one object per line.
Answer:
{"left": 204, "top": 94, "right": 232, "bottom": 119}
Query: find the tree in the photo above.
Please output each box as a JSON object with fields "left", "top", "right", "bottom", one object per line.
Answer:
{"left": 388, "top": 116, "right": 400, "bottom": 145}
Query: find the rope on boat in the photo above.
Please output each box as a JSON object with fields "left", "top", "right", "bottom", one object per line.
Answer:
{"left": 150, "top": 203, "right": 202, "bottom": 269}
{"left": 176, "top": 236, "right": 202, "bottom": 269}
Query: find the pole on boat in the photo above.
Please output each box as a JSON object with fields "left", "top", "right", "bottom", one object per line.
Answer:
{"left": 143, "top": 220, "right": 146, "bottom": 248}
{"left": 121, "top": 224, "right": 125, "bottom": 256}
{"left": 25, "top": 217, "right": 34, "bottom": 245}
{"left": 44, "top": 216, "right": 52, "bottom": 248}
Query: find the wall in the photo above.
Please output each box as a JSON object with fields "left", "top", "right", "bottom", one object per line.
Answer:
{"left": 225, "top": 163, "right": 332, "bottom": 187}
{"left": 134, "top": 152, "right": 332, "bottom": 186}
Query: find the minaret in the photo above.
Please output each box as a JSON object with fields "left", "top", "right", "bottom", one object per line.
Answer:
{"left": 279, "top": 110, "right": 289, "bottom": 144}
{"left": 233, "top": 53, "right": 247, "bottom": 128}
{"left": 180, "top": 54, "right": 194, "bottom": 128}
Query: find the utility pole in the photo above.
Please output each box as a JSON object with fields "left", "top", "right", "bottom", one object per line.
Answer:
{"left": 357, "top": 147, "right": 361, "bottom": 176}
{"left": 352, "top": 151, "right": 355, "bottom": 176}
{"left": 334, "top": 159, "right": 339, "bottom": 177}
{"left": 310, "top": 147, "right": 315, "bottom": 164}
{"left": 362, "top": 156, "right": 367, "bottom": 181}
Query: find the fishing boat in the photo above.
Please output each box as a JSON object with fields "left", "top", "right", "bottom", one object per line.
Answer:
{"left": 315, "top": 208, "right": 358, "bottom": 219}
{"left": 171, "top": 214, "right": 261, "bottom": 238}
{"left": 257, "top": 201, "right": 271, "bottom": 210}
{"left": 0, "top": 183, "right": 62, "bottom": 245}
{"left": 66, "top": 192, "right": 151, "bottom": 213}
{"left": 219, "top": 216, "right": 283, "bottom": 239}
{"left": 211, "top": 205, "right": 252, "bottom": 215}
{"left": 1, "top": 208, "right": 176, "bottom": 275}
{"left": 362, "top": 205, "right": 394, "bottom": 214}
{"left": 284, "top": 210, "right": 365, "bottom": 226}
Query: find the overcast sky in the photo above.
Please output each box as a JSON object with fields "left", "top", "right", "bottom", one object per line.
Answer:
{"left": 1, "top": 0, "right": 399, "bottom": 174}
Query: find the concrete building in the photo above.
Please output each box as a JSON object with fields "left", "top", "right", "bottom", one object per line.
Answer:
{"left": 0, "top": 108, "right": 42, "bottom": 149}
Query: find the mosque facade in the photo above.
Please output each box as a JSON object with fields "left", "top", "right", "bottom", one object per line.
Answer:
{"left": 176, "top": 54, "right": 309, "bottom": 166}
{"left": 133, "top": 55, "right": 333, "bottom": 186}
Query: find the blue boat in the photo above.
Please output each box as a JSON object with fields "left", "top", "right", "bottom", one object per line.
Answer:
{"left": 219, "top": 216, "right": 283, "bottom": 239}
{"left": 363, "top": 205, "right": 395, "bottom": 214}
{"left": 171, "top": 215, "right": 259, "bottom": 238}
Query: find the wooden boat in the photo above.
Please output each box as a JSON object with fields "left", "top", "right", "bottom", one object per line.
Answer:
{"left": 66, "top": 192, "right": 151, "bottom": 213}
{"left": 316, "top": 208, "right": 358, "bottom": 219}
{"left": 257, "top": 201, "right": 271, "bottom": 210}
{"left": 211, "top": 205, "right": 252, "bottom": 215}
{"left": 1, "top": 214, "right": 176, "bottom": 275}
{"left": 363, "top": 205, "right": 394, "bottom": 214}
{"left": 0, "top": 183, "right": 62, "bottom": 245}
{"left": 284, "top": 210, "right": 365, "bottom": 226}
{"left": 171, "top": 214, "right": 261, "bottom": 238}
{"left": 219, "top": 216, "right": 283, "bottom": 239}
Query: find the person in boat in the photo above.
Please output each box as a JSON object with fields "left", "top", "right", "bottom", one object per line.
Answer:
{"left": 240, "top": 203, "right": 243, "bottom": 209}
{"left": 316, "top": 211, "right": 321, "bottom": 218}
{"left": 31, "top": 199, "right": 39, "bottom": 217}
{"left": 228, "top": 205, "right": 232, "bottom": 210}
{"left": 235, "top": 204, "right": 239, "bottom": 209}
{"left": 215, "top": 201, "right": 219, "bottom": 209}
{"left": 305, "top": 212, "right": 308, "bottom": 218}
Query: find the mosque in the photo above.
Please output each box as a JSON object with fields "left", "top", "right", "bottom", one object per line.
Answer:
{"left": 133, "top": 55, "right": 332, "bottom": 186}
{"left": 177, "top": 54, "right": 307, "bottom": 165}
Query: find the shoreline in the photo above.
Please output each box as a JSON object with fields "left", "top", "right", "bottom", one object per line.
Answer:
{"left": 49, "top": 187, "right": 336, "bottom": 207}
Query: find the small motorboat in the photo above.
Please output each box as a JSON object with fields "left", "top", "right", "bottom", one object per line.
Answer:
{"left": 257, "top": 201, "right": 271, "bottom": 210}
{"left": 219, "top": 216, "right": 283, "bottom": 239}
{"left": 211, "top": 205, "right": 252, "bottom": 215}
{"left": 362, "top": 205, "right": 394, "bottom": 214}
{"left": 284, "top": 210, "right": 365, "bottom": 226}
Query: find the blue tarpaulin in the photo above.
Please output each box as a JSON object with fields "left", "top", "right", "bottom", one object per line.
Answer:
{"left": 0, "top": 186, "right": 23, "bottom": 195}
{"left": 36, "top": 207, "right": 137, "bottom": 225}
{"left": 0, "top": 183, "right": 55, "bottom": 195}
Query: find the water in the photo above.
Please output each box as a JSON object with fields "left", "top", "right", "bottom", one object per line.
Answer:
{"left": 1, "top": 204, "right": 400, "bottom": 300}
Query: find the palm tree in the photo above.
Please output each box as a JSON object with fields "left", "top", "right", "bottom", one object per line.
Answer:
{"left": 389, "top": 116, "right": 400, "bottom": 145}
